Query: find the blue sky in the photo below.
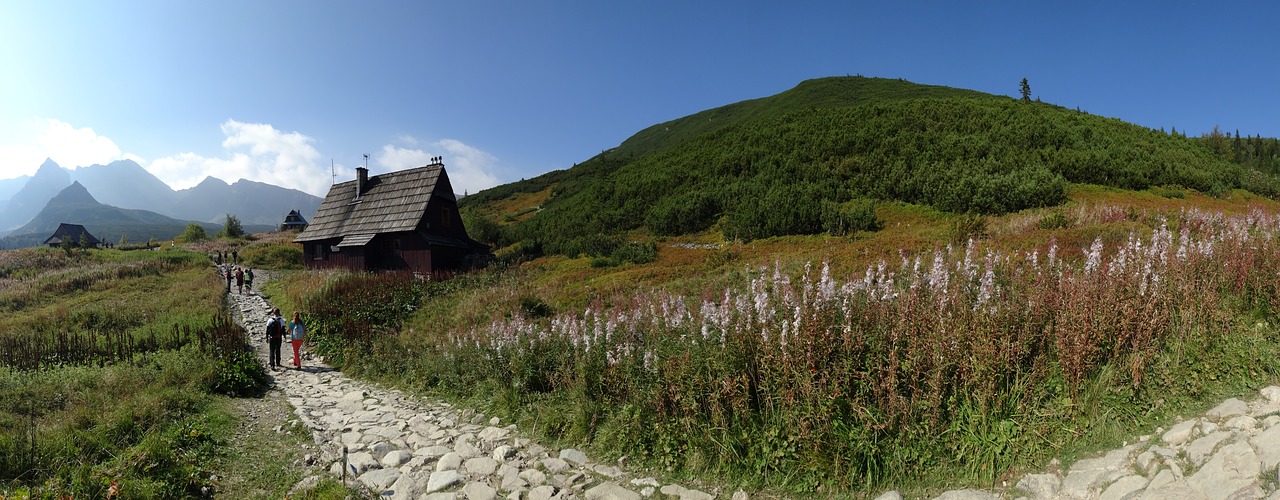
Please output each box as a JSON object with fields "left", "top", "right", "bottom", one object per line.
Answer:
{"left": 1, "top": 1, "right": 1276, "bottom": 197}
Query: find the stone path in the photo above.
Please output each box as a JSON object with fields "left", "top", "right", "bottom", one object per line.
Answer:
{"left": 876, "top": 389, "right": 1280, "bottom": 500}
{"left": 224, "top": 269, "right": 726, "bottom": 500}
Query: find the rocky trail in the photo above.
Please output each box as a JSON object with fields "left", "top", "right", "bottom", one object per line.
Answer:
{"left": 226, "top": 268, "right": 1280, "bottom": 499}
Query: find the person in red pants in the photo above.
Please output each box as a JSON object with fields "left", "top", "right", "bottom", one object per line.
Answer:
{"left": 288, "top": 311, "right": 307, "bottom": 370}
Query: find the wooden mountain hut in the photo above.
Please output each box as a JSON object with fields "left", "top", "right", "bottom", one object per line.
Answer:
{"left": 43, "top": 223, "right": 102, "bottom": 248}
{"left": 293, "top": 161, "right": 486, "bottom": 273}
{"left": 280, "top": 209, "right": 309, "bottom": 232}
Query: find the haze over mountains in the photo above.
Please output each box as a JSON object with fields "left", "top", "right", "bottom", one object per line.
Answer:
{"left": 0, "top": 158, "right": 322, "bottom": 246}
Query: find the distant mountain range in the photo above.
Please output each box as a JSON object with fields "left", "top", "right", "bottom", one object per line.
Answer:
{"left": 0, "top": 158, "right": 322, "bottom": 245}
{"left": 0, "top": 182, "right": 233, "bottom": 248}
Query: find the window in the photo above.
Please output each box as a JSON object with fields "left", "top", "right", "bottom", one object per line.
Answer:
{"left": 393, "top": 238, "right": 402, "bottom": 257}
{"left": 441, "top": 207, "right": 452, "bottom": 227}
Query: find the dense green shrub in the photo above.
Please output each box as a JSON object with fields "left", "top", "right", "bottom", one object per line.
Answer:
{"left": 644, "top": 192, "right": 721, "bottom": 235}
{"left": 1037, "top": 211, "right": 1071, "bottom": 230}
{"left": 519, "top": 296, "right": 554, "bottom": 319}
{"left": 177, "top": 223, "right": 209, "bottom": 243}
{"left": 463, "top": 212, "right": 504, "bottom": 248}
{"left": 719, "top": 184, "right": 827, "bottom": 241}
{"left": 239, "top": 242, "right": 303, "bottom": 270}
{"left": 822, "top": 198, "right": 881, "bottom": 235}
{"left": 951, "top": 212, "right": 989, "bottom": 242}
{"left": 303, "top": 272, "right": 423, "bottom": 364}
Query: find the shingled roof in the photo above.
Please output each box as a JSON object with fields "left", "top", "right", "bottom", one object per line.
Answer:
{"left": 294, "top": 165, "right": 452, "bottom": 243}
{"left": 43, "top": 223, "right": 101, "bottom": 247}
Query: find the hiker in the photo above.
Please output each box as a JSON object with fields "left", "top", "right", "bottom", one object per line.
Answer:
{"left": 265, "top": 308, "right": 285, "bottom": 370}
{"left": 233, "top": 249, "right": 238, "bottom": 265}
{"left": 245, "top": 268, "right": 255, "bottom": 292}
{"left": 235, "top": 267, "right": 244, "bottom": 294}
{"left": 225, "top": 267, "right": 232, "bottom": 292}
{"left": 215, "top": 250, "right": 222, "bottom": 265}
{"left": 289, "top": 311, "right": 306, "bottom": 370}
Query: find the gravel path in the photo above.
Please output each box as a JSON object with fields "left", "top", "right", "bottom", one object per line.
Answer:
{"left": 225, "top": 268, "right": 727, "bottom": 500}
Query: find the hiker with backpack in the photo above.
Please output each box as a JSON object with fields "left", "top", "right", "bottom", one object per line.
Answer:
{"left": 245, "top": 268, "right": 255, "bottom": 292}
{"left": 235, "top": 267, "right": 244, "bottom": 294}
{"left": 265, "top": 308, "right": 285, "bottom": 370}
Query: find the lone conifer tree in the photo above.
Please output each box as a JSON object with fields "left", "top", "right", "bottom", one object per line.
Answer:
{"left": 1019, "top": 78, "right": 1032, "bottom": 102}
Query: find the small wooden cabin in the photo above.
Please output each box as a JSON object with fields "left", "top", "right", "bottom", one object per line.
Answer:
{"left": 293, "top": 162, "right": 484, "bottom": 273}
{"left": 279, "top": 209, "right": 309, "bottom": 232}
{"left": 43, "top": 223, "right": 101, "bottom": 248}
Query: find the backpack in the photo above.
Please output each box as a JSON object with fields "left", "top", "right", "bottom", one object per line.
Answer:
{"left": 265, "top": 317, "right": 283, "bottom": 341}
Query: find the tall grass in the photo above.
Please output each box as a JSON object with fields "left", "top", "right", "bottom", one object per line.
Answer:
{"left": 294, "top": 206, "right": 1280, "bottom": 493}
{"left": 0, "top": 246, "right": 267, "bottom": 496}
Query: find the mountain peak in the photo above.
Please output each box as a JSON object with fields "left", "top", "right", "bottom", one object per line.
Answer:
{"left": 196, "top": 176, "right": 230, "bottom": 188}
{"left": 47, "top": 181, "right": 100, "bottom": 207}
{"left": 34, "top": 159, "right": 70, "bottom": 180}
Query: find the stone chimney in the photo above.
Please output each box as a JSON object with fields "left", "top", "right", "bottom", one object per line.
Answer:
{"left": 355, "top": 167, "right": 368, "bottom": 200}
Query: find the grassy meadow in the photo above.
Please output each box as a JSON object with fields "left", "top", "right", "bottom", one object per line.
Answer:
{"left": 258, "top": 184, "right": 1280, "bottom": 496}
{"left": 0, "top": 242, "right": 343, "bottom": 498}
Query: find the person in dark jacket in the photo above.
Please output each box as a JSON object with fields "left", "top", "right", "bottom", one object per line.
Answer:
{"left": 265, "top": 308, "right": 284, "bottom": 370}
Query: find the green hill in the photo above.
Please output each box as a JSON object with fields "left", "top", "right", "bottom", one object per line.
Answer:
{"left": 462, "top": 76, "right": 1279, "bottom": 255}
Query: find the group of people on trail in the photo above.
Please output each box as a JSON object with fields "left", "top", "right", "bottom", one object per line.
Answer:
{"left": 213, "top": 249, "right": 239, "bottom": 266}
{"left": 264, "top": 308, "right": 307, "bottom": 370}
{"left": 223, "top": 266, "right": 254, "bottom": 294}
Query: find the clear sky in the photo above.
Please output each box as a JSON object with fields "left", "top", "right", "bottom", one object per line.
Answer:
{"left": 1, "top": 1, "right": 1276, "bottom": 197}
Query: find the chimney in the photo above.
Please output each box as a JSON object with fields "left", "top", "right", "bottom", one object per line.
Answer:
{"left": 355, "top": 167, "right": 368, "bottom": 199}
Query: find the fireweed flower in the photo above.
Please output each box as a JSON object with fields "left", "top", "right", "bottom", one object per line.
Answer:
{"left": 929, "top": 249, "right": 948, "bottom": 295}
{"left": 819, "top": 261, "right": 836, "bottom": 300}
{"left": 975, "top": 251, "right": 996, "bottom": 310}
{"left": 1084, "top": 237, "right": 1103, "bottom": 275}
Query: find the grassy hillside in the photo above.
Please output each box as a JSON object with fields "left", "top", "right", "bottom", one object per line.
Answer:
{"left": 462, "top": 76, "right": 1279, "bottom": 256}
{"left": 276, "top": 186, "right": 1280, "bottom": 497}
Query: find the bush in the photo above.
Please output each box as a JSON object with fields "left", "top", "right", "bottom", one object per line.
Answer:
{"left": 561, "top": 234, "right": 623, "bottom": 258}
{"left": 1037, "top": 211, "right": 1071, "bottom": 230}
{"left": 644, "top": 192, "right": 720, "bottom": 236}
{"left": 303, "top": 272, "right": 423, "bottom": 364}
{"left": 822, "top": 198, "right": 881, "bottom": 236}
{"left": 951, "top": 212, "right": 989, "bottom": 242}
{"left": 208, "top": 348, "right": 268, "bottom": 397}
{"left": 611, "top": 241, "right": 658, "bottom": 265}
{"left": 239, "top": 243, "right": 303, "bottom": 270}
{"left": 176, "top": 223, "right": 208, "bottom": 243}
{"left": 463, "top": 212, "right": 504, "bottom": 248}
{"left": 519, "top": 297, "right": 554, "bottom": 319}
{"left": 216, "top": 214, "right": 245, "bottom": 239}
{"left": 723, "top": 186, "right": 825, "bottom": 241}
{"left": 1150, "top": 185, "right": 1186, "bottom": 199}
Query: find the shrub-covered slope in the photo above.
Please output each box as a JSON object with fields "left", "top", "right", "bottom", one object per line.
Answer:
{"left": 462, "top": 76, "right": 1278, "bottom": 255}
